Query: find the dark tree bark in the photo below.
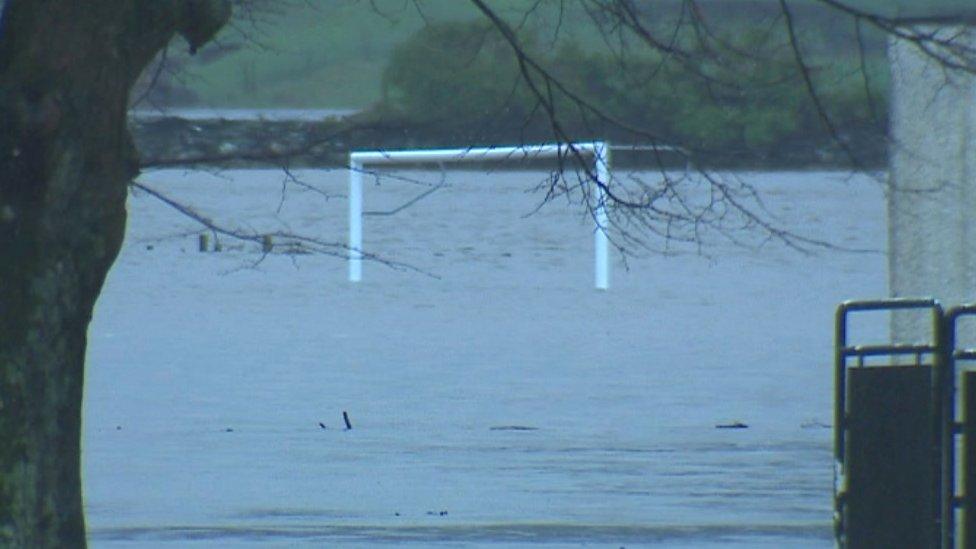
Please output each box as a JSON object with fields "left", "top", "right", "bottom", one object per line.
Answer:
{"left": 0, "top": 1, "right": 228, "bottom": 546}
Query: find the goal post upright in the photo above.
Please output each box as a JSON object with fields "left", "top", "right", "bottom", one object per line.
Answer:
{"left": 594, "top": 141, "right": 610, "bottom": 291}
{"left": 348, "top": 158, "right": 364, "bottom": 282}
{"left": 347, "top": 142, "right": 612, "bottom": 290}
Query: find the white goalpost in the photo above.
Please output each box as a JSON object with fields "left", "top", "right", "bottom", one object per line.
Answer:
{"left": 348, "top": 142, "right": 612, "bottom": 290}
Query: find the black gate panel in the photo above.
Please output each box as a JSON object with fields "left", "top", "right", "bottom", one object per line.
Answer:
{"left": 845, "top": 365, "right": 939, "bottom": 549}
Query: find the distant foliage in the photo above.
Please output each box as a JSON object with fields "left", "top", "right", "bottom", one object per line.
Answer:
{"left": 376, "top": 19, "right": 889, "bottom": 166}
{"left": 381, "top": 21, "right": 536, "bottom": 131}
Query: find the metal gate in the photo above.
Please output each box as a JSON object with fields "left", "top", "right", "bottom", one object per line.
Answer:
{"left": 834, "top": 299, "right": 945, "bottom": 549}
{"left": 834, "top": 299, "right": 976, "bottom": 549}
{"left": 946, "top": 305, "right": 976, "bottom": 549}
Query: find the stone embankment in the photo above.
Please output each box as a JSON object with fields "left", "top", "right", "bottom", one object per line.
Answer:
{"left": 131, "top": 113, "right": 409, "bottom": 168}
{"left": 130, "top": 113, "right": 883, "bottom": 170}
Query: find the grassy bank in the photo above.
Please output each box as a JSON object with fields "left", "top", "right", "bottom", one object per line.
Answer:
{"left": 154, "top": 0, "right": 972, "bottom": 110}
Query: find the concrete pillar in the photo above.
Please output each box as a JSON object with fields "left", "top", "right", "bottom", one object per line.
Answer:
{"left": 888, "top": 26, "right": 976, "bottom": 343}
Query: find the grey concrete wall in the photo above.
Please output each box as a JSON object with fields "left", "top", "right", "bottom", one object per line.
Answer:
{"left": 888, "top": 27, "right": 976, "bottom": 343}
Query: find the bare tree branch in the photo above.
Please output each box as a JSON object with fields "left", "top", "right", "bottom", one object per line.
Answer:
{"left": 131, "top": 178, "right": 441, "bottom": 277}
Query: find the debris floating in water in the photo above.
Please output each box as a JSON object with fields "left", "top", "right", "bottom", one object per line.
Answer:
{"left": 318, "top": 422, "right": 327, "bottom": 430}
{"left": 343, "top": 411, "right": 352, "bottom": 430}
{"left": 489, "top": 425, "right": 538, "bottom": 431}
{"left": 715, "top": 422, "right": 748, "bottom": 429}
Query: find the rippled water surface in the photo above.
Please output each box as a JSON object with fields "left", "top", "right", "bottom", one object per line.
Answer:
{"left": 83, "top": 168, "right": 886, "bottom": 546}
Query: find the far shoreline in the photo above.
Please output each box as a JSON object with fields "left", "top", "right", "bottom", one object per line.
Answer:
{"left": 130, "top": 108, "right": 886, "bottom": 172}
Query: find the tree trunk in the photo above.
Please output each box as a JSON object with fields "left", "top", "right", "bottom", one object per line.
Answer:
{"left": 0, "top": 1, "right": 228, "bottom": 546}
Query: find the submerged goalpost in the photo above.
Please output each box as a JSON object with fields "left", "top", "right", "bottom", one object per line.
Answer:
{"left": 348, "top": 142, "right": 612, "bottom": 290}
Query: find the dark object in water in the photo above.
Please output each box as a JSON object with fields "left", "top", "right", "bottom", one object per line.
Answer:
{"left": 224, "top": 427, "right": 234, "bottom": 432}
{"left": 343, "top": 411, "right": 352, "bottom": 430}
{"left": 716, "top": 422, "right": 748, "bottom": 429}
{"left": 489, "top": 425, "right": 538, "bottom": 431}
{"left": 426, "top": 510, "right": 448, "bottom": 516}
{"left": 318, "top": 422, "right": 327, "bottom": 430}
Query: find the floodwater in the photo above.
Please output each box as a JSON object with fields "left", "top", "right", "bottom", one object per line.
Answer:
{"left": 83, "top": 168, "right": 887, "bottom": 547}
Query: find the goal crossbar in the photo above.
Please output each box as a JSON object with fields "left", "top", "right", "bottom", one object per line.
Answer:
{"left": 348, "top": 142, "right": 612, "bottom": 290}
